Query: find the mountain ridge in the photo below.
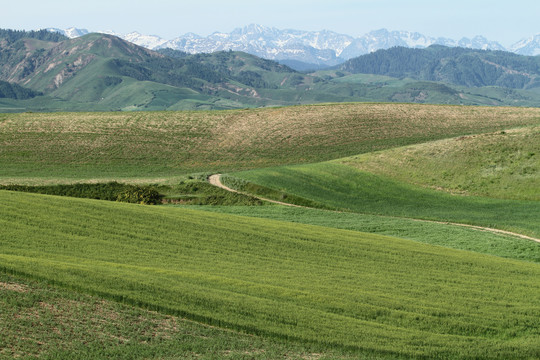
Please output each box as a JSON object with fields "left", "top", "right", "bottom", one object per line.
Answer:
{"left": 4, "top": 30, "right": 540, "bottom": 111}
{"left": 338, "top": 45, "right": 540, "bottom": 89}
{"left": 47, "top": 25, "right": 540, "bottom": 69}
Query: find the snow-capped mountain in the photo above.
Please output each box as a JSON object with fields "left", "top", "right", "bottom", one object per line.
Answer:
{"left": 122, "top": 32, "right": 168, "bottom": 49}
{"left": 46, "top": 27, "right": 89, "bottom": 38}
{"left": 47, "top": 25, "right": 540, "bottom": 69}
{"left": 455, "top": 36, "right": 506, "bottom": 51}
{"left": 510, "top": 34, "right": 540, "bottom": 56}
{"left": 339, "top": 29, "right": 447, "bottom": 59}
{"left": 156, "top": 24, "right": 354, "bottom": 66}
{"left": 339, "top": 30, "right": 506, "bottom": 59}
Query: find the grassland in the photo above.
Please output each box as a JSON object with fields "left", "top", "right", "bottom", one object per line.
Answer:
{"left": 3, "top": 102, "right": 540, "bottom": 359}
{"left": 344, "top": 126, "right": 540, "bottom": 200}
{"left": 226, "top": 161, "right": 540, "bottom": 238}
{"left": 1, "top": 191, "right": 540, "bottom": 359}
{"left": 2, "top": 103, "right": 540, "bottom": 184}
{"left": 1, "top": 273, "right": 356, "bottom": 360}
{"left": 186, "top": 205, "right": 540, "bottom": 263}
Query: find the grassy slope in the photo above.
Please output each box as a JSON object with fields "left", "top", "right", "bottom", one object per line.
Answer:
{"left": 345, "top": 126, "right": 540, "bottom": 201}
{"left": 228, "top": 162, "right": 540, "bottom": 238}
{"left": 2, "top": 103, "right": 540, "bottom": 184}
{"left": 1, "top": 191, "right": 540, "bottom": 359}
{"left": 315, "top": 72, "right": 540, "bottom": 107}
{"left": 185, "top": 205, "right": 540, "bottom": 263}
{"left": 1, "top": 273, "right": 354, "bottom": 360}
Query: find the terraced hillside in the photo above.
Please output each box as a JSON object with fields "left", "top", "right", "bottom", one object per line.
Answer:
{"left": 2, "top": 103, "right": 540, "bottom": 184}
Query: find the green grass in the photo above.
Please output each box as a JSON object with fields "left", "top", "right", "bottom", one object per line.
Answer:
{"left": 219, "top": 175, "right": 330, "bottom": 209}
{"left": 2, "top": 103, "right": 540, "bottom": 184}
{"left": 346, "top": 126, "right": 540, "bottom": 201}
{"left": 1, "top": 273, "right": 357, "bottom": 360}
{"left": 183, "top": 205, "right": 540, "bottom": 263}
{"left": 1, "top": 191, "right": 540, "bottom": 359}
{"left": 228, "top": 162, "right": 540, "bottom": 238}
{"left": 162, "top": 180, "right": 263, "bottom": 206}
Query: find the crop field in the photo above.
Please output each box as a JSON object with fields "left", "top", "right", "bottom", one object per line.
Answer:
{"left": 227, "top": 161, "right": 540, "bottom": 238}
{"left": 2, "top": 102, "right": 540, "bottom": 359}
{"left": 1, "top": 191, "right": 540, "bottom": 359}
{"left": 187, "top": 205, "right": 540, "bottom": 263}
{"left": 1, "top": 273, "right": 352, "bottom": 360}
{"left": 2, "top": 103, "right": 540, "bottom": 184}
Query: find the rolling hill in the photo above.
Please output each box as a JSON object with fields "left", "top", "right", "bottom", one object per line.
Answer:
{"left": 1, "top": 190, "right": 539, "bottom": 359}
{"left": 1, "top": 100, "right": 540, "bottom": 358}
{"left": 220, "top": 123, "right": 540, "bottom": 238}
{"left": 2, "top": 103, "right": 540, "bottom": 184}
{"left": 2, "top": 23, "right": 540, "bottom": 360}
{"left": 346, "top": 126, "right": 540, "bottom": 201}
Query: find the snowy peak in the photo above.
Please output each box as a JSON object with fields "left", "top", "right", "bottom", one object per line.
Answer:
{"left": 457, "top": 36, "right": 506, "bottom": 51}
{"left": 510, "top": 34, "right": 540, "bottom": 56}
{"left": 122, "top": 32, "right": 167, "bottom": 49}
{"left": 155, "top": 24, "right": 353, "bottom": 66}
{"left": 45, "top": 26, "right": 540, "bottom": 69}
{"left": 46, "top": 27, "right": 89, "bottom": 39}
{"left": 230, "top": 24, "right": 279, "bottom": 36}
{"left": 340, "top": 29, "right": 505, "bottom": 59}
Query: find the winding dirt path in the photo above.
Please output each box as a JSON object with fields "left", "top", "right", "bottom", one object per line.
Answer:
{"left": 208, "top": 174, "right": 306, "bottom": 208}
{"left": 208, "top": 174, "right": 540, "bottom": 244}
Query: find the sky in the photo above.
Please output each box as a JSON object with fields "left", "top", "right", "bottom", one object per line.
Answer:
{"left": 4, "top": 0, "right": 540, "bottom": 47}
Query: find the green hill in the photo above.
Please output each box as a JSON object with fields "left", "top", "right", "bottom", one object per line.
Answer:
{"left": 226, "top": 161, "right": 540, "bottom": 238}
{"left": 1, "top": 191, "right": 539, "bottom": 359}
{"left": 0, "top": 80, "right": 41, "bottom": 99}
{"left": 2, "top": 99, "right": 540, "bottom": 359}
{"left": 2, "top": 103, "right": 540, "bottom": 184}
{"left": 5, "top": 29, "right": 540, "bottom": 110}
{"left": 347, "top": 126, "right": 540, "bottom": 201}
{"left": 339, "top": 45, "right": 540, "bottom": 89}
{"left": 0, "top": 31, "right": 315, "bottom": 111}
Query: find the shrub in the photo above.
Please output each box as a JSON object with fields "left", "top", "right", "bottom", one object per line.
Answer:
{"left": 116, "top": 186, "right": 162, "bottom": 205}
{"left": 0, "top": 182, "right": 163, "bottom": 205}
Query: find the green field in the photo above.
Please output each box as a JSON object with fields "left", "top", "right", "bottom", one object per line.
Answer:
{"left": 227, "top": 160, "right": 540, "bottom": 238}
{"left": 186, "top": 205, "right": 540, "bottom": 263}
{"left": 346, "top": 126, "right": 540, "bottom": 200}
{"left": 1, "top": 273, "right": 354, "bottom": 360}
{"left": 2, "top": 103, "right": 540, "bottom": 184}
{"left": 2, "top": 103, "right": 540, "bottom": 359}
{"left": 1, "top": 191, "right": 539, "bottom": 359}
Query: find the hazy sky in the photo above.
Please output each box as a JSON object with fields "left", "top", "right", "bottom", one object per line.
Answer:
{"left": 4, "top": 0, "right": 540, "bottom": 46}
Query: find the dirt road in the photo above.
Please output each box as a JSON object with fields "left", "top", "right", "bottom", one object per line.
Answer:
{"left": 208, "top": 174, "right": 306, "bottom": 208}
{"left": 207, "top": 174, "right": 540, "bottom": 243}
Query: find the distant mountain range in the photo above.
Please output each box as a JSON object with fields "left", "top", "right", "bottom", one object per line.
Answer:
{"left": 47, "top": 25, "right": 540, "bottom": 70}
{"left": 4, "top": 28, "right": 540, "bottom": 112}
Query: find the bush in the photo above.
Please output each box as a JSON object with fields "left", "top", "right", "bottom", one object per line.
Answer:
{"left": 116, "top": 186, "right": 162, "bottom": 205}
{"left": 0, "top": 182, "right": 163, "bottom": 205}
